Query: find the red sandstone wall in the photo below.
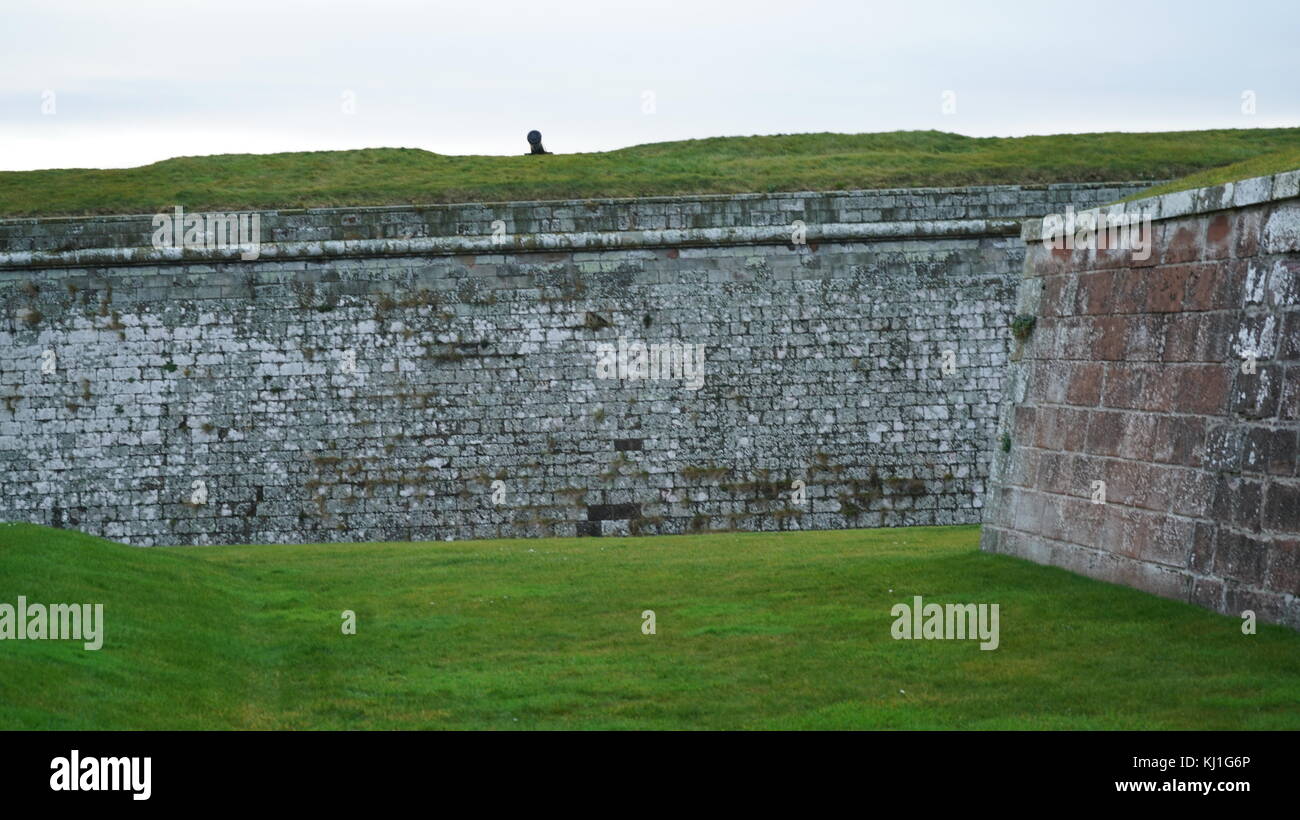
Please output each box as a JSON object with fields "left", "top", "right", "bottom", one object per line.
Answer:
{"left": 982, "top": 176, "right": 1300, "bottom": 629}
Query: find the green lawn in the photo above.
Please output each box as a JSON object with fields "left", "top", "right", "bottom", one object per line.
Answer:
{"left": 2, "top": 522, "right": 1296, "bottom": 730}
{"left": 5, "top": 128, "right": 1300, "bottom": 217}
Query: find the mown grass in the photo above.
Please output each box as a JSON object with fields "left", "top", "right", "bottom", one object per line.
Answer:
{"left": 1, "top": 522, "right": 1297, "bottom": 730}
{"left": 4, "top": 128, "right": 1300, "bottom": 217}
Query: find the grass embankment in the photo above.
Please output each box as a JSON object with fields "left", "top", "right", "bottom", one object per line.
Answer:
{"left": 1119, "top": 146, "right": 1300, "bottom": 202}
{"left": 5, "top": 128, "right": 1300, "bottom": 217}
{"left": 2, "top": 522, "right": 1297, "bottom": 730}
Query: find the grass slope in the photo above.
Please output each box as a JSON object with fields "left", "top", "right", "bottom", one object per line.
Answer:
{"left": 1119, "top": 146, "right": 1300, "bottom": 201}
{"left": 4, "top": 129, "right": 1300, "bottom": 217}
{"left": 2, "top": 522, "right": 1297, "bottom": 730}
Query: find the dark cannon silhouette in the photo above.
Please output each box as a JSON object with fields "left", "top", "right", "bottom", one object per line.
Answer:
{"left": 527, "top": 130, "right": 549, "bottom": 155}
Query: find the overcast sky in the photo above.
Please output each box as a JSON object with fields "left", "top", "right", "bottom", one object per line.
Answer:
{"left": 2, "top": 0, "right": 1296, "bottom": 171}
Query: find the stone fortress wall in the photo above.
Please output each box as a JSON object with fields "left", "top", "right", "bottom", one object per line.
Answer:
{"left": 982, "top": 171, "right": 1300, "bottom": 628}
{"left": 0, "top": 182, "right": 1149, "bottom": 546}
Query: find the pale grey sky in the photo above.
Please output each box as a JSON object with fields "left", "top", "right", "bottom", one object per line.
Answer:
{"left": 2, "top": 0, "right": 1296, "bottom": 171}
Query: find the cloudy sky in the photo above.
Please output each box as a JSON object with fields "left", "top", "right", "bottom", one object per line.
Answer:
{"left": 2, "top": 0, "right": 1296, "bottom": 171}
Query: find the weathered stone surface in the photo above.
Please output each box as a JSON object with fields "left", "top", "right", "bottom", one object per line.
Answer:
{"left": 983, "top": 176, "right": 1300, "bottom": 630}
{"left": 0, "top": 183, "right": 1149, "bottom": 547}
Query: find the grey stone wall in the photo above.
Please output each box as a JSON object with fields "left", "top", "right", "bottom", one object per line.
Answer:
{"left": 0, "top": 182, "right": 1153, "bottom": 545}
